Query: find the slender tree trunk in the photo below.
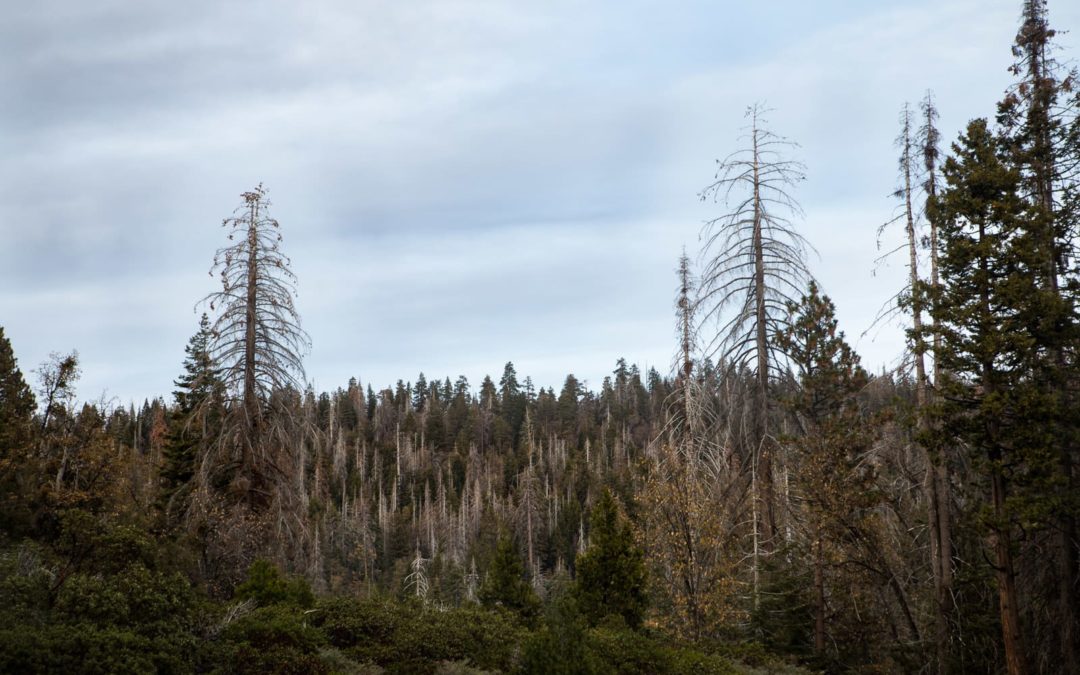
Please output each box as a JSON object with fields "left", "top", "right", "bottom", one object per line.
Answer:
{"left": 1059, "top": 469, "right": 1080, "bottom": 675}
{"left": 923, "top": 104, "right": 954, "bottom": 673}
{"left": 525, "top": 465, "right": 535, "bottom": 577}
{"left": 243, "top": 196, "right": 259, "bottom": 474}
{"left": 904, "top": 115, "right": 951, "bottom": 673}
{"left": 992, "top": 466, "right": 1028, "bottom": 675}
{"left": 902, "top": 108, "right": 928, "bottom": 415}
{"left": 54, "top": 446, "right": 69, "bottom": 493}
{"left": 679, "top": 253, "right": 695, "bottom": 439}
{"left": 751, "top": 118, "right": 775, "bottom": 552}
{"left": 814, "top": 533, "right": 826, "bottom": 655}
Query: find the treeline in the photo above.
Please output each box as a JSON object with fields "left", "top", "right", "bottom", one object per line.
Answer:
{"left": 2, "top": 1, "right": 1080, "bottom": 673}
{"left": 1, "top": 332, "right": 812, "bottom": 673}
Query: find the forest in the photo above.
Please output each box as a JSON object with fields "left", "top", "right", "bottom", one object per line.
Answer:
{"left": 1, "top": 1, "right": 1079, "bottom": 673}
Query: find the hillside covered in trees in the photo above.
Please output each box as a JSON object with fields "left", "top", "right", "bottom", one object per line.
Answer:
{"left": 2, "top": 1, "right": 1080, "bottom": 673}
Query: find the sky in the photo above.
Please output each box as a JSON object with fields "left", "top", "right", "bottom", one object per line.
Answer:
{"left": 2, "top": 0, "right": 1078, "bottom": 406}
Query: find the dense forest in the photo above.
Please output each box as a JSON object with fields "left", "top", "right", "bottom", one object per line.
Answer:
{"left": 2, "top": 1, "right": 1079, "bottom": 673}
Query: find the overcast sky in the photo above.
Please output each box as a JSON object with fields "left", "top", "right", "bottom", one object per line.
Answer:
{"left": 2, "top": 0, "right": 1078, "bottom": 405}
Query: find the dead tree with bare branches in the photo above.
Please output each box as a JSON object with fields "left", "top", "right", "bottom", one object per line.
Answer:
{"left": 201, "top": 184, "right": 310, "bottom": 508}
{"left": 698, "top": 104, "right": 814, "bottom": 578}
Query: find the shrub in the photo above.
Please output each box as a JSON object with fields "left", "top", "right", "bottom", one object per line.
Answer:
{"left": 519, "top": 593, "right": 602, "bottom": 675}
{"left": 234, "top": 559, "right": 315, "bottom": 608}
{"left": 217, "top": 605, "right": 328, "bottom": 675}
{"left": 317, "top": 597, "right": 523, "bottom": 674}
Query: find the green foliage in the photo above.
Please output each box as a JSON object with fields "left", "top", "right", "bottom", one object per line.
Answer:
{"left": 235, "top": 558, "right": 315, "bottom": 608}
{"left": 521, "top": 612, "right": 741, "bottom": 675}
{"left": 0, "top": 326, "right": 35, "bottom": 481}
{"left": 592, "top": 628, "right": 752, "bottom": 674}
{"left": 0, "top": 515, "right": 203, "bottom": 674}
{"left": 748, "top": 554, "right": 812, "bottom": 661}
{"left": 519, "top": 594, "right": 600, "bottom": 675}
{"left": 216, "top": 605, "right": 328, "bottom": 675}
{"left": 575, "top": 490, "right": 647, "bottom": 629}
{"left": 160, "top": 314, "right": 222, "bottom": 517}
{"left": 316, "top": 597, "right": 523, "bottom": 674}
{"left": 775, "top": 281, "right": 868, "bottom": 423}
{"left": 0, "top": 624, "right": 166, "bottom": 675}
{"left": 478, "top": 533, "right": 541, "bottom": 622}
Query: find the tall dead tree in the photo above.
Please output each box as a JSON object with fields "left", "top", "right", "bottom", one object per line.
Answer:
{"left": 669, "top": 250, "right": 704, "bottom": 442}
{"left": 202, "top": 184, "right": 310, "bottom": 506}
{"left": 917, "top": 92, "right": 957, "bottom": 675}
{"left": 698, "top": 104, "right": 813, "bottom": 571}
{"left": 887, "top": 103, "right": 930, "bottom": 400}
{"left": 882, "top": 98, "right": 955, "bottom": 673}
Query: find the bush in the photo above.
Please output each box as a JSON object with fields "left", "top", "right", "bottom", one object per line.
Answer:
{"left": 317, "top": 597, "right": 523, "bottom": 674}
{"left": 216, "top": 605, "right": 328, "bottom": 675}
{"left": 0, "top": 624, "right": 164, "bottom": 675}
{"left": 234, "top": 559, "right": 315, "bottom": 608}
{"left": 519, "top": 594, "right": 600, "bottom": 675}
{"left": 0, "top": 532, "right": 202, "bottom": 674}
{"left": 587, "top": 626, "right": 672, "bottom": 675}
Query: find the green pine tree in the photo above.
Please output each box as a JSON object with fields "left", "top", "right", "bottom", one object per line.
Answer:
{"left": 996, "top": 4, "right": 1080, "bottom": 667}
{"left": 0, "top": 326, "right": 35, "bottom": 462}
{"left": 575, "top": 489, "right": 647, "bottom": 629}
{"left": 931, "top": 117, "right": 1037, "bottom": 675}
{"left": 776, "top": 283, "right": 903, "bottom": 668}
{"left": 479, "top": 533, "right": 541, "bottom": 622}
{"left": 0, "top": 326, "right": 36, "bottom": 531}
{"left": 159, "top": 314, "right": 222, "bottom": 518}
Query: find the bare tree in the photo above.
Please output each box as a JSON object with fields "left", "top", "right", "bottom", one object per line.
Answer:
{"left": 670, "top": 250, "right": 706, "bottom": 442}
{"left": 878, "top": 102, "right": 953, "bottom": 668}
{"left": 917, "top": 92, "right": 958, "bottom": 675}
{"left": 404, "top": 544, "right": 430, "bottom": 600}
{"left": 201, "top": 184, "right": 310, "bottom": 506}
{"left": 698, "top": 103, "right": 813, "bottom": 557}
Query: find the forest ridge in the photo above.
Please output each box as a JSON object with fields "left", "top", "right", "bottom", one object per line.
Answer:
{"left": 1, "top": 2, "right": 1080, "bottom": 673}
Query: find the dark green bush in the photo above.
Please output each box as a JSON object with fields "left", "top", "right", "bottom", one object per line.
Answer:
{"left": 317, "top": 597, "right": 523, "bottom": 674}
{"left": 234, "top": 558, "right": 315, "bottom": 608}
{"left": 0, "top": 521, "right": 203, "bottom": 674}
{"left": 217, "top": 605, "right": 328, "bottom": 675}
{"left": 519, "top": 593, "right": 600, "bottom": 675}
{"left": 587, "top": 626, "right": 672, "bottom": 675}
{"left": 0, "top": 624, "right": 166, "bottom": 675}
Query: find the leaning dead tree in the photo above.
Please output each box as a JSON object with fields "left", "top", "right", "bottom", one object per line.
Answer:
{"left": 698, "top": 103, "right": 813, "bottom": 590}
{"left": 201, "top": 184, "right": 310, "bottom": 507}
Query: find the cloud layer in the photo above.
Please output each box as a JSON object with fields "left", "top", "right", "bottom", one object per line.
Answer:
{"left": 2, "top": 0, "right": 1077, "bottom": 403}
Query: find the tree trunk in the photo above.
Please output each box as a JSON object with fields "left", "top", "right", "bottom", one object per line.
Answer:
{"left": 992, "top": 467, "right": 1028, "bottom": 675}
{"left": 751, "top": 117, "right": 775, "bottom": 552}
{"left": 814, "top": 533, "right": 826, "bottom": 655}
{"left": 924, "top": 118, "right": 954, "bottom": 674}
{"left": 243, "top": 196, "right": 259, "bottom": 474}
